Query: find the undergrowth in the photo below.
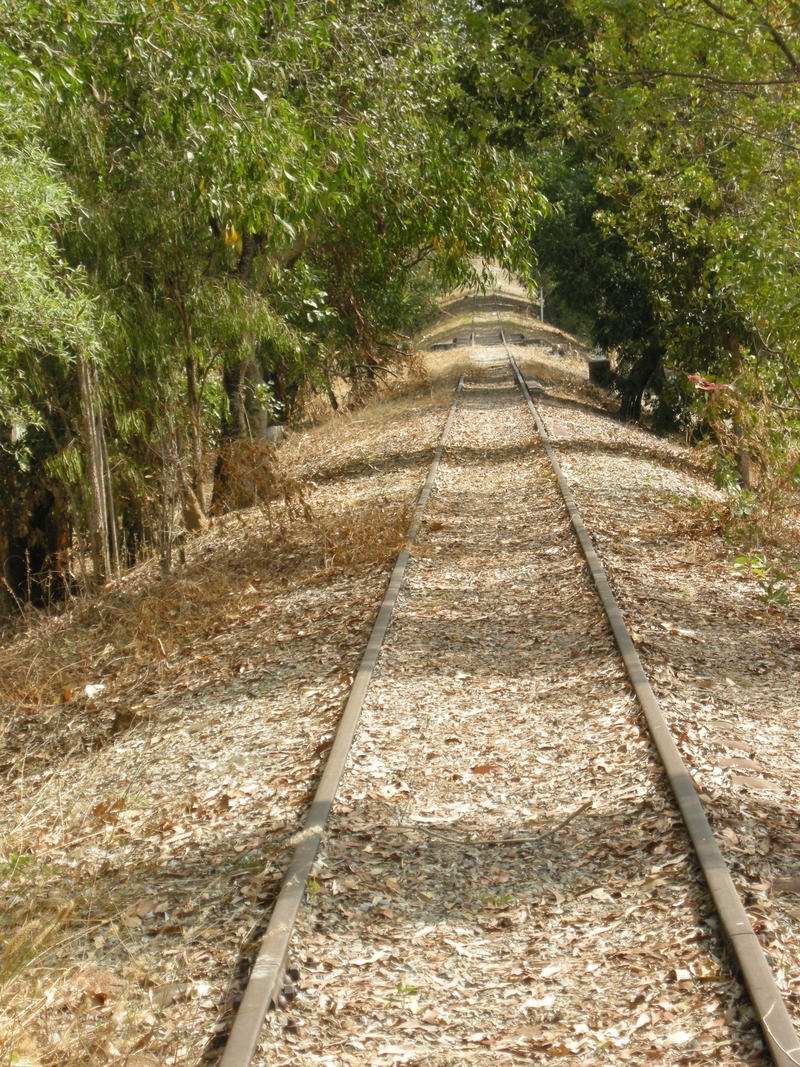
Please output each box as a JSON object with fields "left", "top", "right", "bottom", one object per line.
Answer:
{"left": 0, "top": 490, "right": 414, "bottom": 720}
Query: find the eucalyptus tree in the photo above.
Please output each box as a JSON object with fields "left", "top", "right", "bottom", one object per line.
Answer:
{"left": 569, "top": 0, "right": 800, "bottom": 484}
{"left": 0, "top": 0, "right": 544, "bottom": 603}
{"left": 0, "top": 97, "right": 105, "bottom": 608}
{"left": 466, "top": 0, "right": 800, "bottom": 479}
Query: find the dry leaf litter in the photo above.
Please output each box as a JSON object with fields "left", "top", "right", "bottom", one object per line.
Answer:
{"left": 0, "top": 287, "right": 795, "bottom": 1067}
{"left": 258, "top": 310, "right": 780, "bottom": 1066}
{"left": 0, "top": 364, "right": 463, "bottom": 1067}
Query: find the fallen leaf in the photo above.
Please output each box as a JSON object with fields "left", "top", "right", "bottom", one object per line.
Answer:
{"left": 549, "top": 1041, "right": 581, "bottom": 1055}
{"left": 690, "top": 957, "right": 719, "bottom": 979}
{"left": 666, "top": 1030, "right": 694, "bottom": 1046}
{"left": 589, "top": 887, "right": 613, "bottom": 901}
{"left": 773, "top": 877, "right": 800, "bottom": 895}
{"left": 730, "top": 775, "right": 780, "bottom": 791}
{"left": 73, "top": 968, "right": 122, "bottom": 1002}
{"left": 376, "top": 1045, "right": 419, "bottom": 1061}
{"left": 150, "top": 982, "right": 187, "bottom": 1008}
{"left": 422, "top": 1007, "right": 448, "bottom": 1025}
{"left": 494, "top": 1025, "right": 544, "bottom": 1049}
{"left": 523, "top": 994, "right": 555, "bottom": 1010}
{"left": 719, "top": 757, "right": 764, "bottom": 773}
{"left": 350, "top": 951, "right": 388, "bottom": 966}
{"left": 465, "top": 1032, "right": 491, "bottom": 1044}
{"left": 125, "top": 899, "right": 158, "bottom": 918}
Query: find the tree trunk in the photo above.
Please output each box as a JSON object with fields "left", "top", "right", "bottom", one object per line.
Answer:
{"left": 77, "top": 354, "right": 111, "bottom": 583}
{"left": 220, "top": 358, "right": 270, "bottom": 440}
{"left": 618, "top": 347, "right": 662, "bottom": 422}
{"left": 725, "top": 334, "right": 752, "bottom": 490}
{"left": 211, "top": 358, "right": 273, "bottom": 514}
{"left": 158, "top": 434, "right": 177, "bottom": 575}
{"left": 185, "top": 352, "right": 208, "bottom": 515}
{"left": 177, "top": 461, "right": 208, "bottom": 533}
{"left": 0, "top": 487, "right": 71, "bottom": 611}
{"left": 98, "top": 403, "right": 120, "bottom": 577}
{"left": 732, "top": 418, "right": 752, "bottom": 489}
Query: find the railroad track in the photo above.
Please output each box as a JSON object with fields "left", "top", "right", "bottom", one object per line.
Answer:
{"left": 217, "top": 295, "right": 800, "bottom": 1067}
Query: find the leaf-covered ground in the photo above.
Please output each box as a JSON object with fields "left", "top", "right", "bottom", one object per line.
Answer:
{"left": 0, "top": 362, "right": 464, "bottom": 1066}
{"left": 1, "top": 285, "right": 798, "bottom": 1066}
{"left": 257, "top": 301, "right": 796, "bottom": 1066}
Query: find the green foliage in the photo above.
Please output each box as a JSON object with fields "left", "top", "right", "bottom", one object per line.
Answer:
{"left": 463, "top": 0, "right": 800, "bottom": 470}
{"left": 305, "top": 877, "right": 320, "bottom": 905}
{"left": 0, "top": 98, "right": 98, "bottom": 451}
{"left": 0, "top": 853, "right": 39, "bottom": 880}
{"left": 0, "top": 0, "right": 546, "bottom": 600}
{"left": 734, "top": 552, "right": 792, "bottom": 608}
{"left": 10, "top": 0, "right": 800, "bottom": 598}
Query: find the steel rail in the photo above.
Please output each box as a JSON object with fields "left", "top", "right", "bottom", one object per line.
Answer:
{"left": 497, "top": 304, "right": 800, "bottom": 1067}
{"left": 218, "top": 375, "right": 466, "bottom": 1067}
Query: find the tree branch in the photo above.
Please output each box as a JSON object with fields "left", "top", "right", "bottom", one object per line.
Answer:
{"left": 593, "top": 64, "right": 797, "bottom": 86}
{"left": 400, "top": 243, "right": 434, "bottom": 271}
{"left": 269, "top": 214, "right": 324, "bottom": 269}
{"left": 778, "top": 348, "right": 800, "bottom": 408}
{"left": 697, "top": 0, "right": 737, "bottom": 21}
{"left": 743, "top": 0, "right": 800, "bottom": 72}
{"left": 754, "top": 326, "right": 800, "bottom": 409}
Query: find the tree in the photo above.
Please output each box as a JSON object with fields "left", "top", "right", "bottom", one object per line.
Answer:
{"left": 0, "top": 0, "right": 546, "bottom": 601}
{"left": 461, "top": 0, "right": 800, "bottom": 493}
{"left": 0, "top": 97, "right": 105, "bottom": 608}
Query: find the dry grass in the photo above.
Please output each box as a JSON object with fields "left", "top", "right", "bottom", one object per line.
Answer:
{"left": 0, "top": 492, "right": 422, "bottom": 1065}
{"left": 297, "top": 342, "right": 430, "bottom": 427}
{"left": 310, "top": 497, "right": 415, "bottom": 571}
{"left": 0, "top": 354, "right": 453, "bottom": 718}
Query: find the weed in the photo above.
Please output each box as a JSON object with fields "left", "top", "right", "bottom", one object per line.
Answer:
{"left": 758, "top": 575, "right": 792, "bottom": 608}
{"left": 0, "top": 901, "right": 73, "bottom": 989}
{"left": 0, "top": 853, "right": 57, "bottom": 880}
{"left": 310, "top": 495, "right": 414, "bottom": 572}
{"left": 733, "top": 553, "right": 793, "bottom": 609}
{"left": 396, "top": 980, "right": 418, "bottom": 996}
{"left": 727, "top": 489, "right": 757, "bottom": 521}
{"left": 714, "top": 454, "right": 740, "bottom": 491}
{"left": 305, "top": 877, "right": 320, "bottom": 906}
{"left": 480, "top": 891, "right": 513, "bottom": 908}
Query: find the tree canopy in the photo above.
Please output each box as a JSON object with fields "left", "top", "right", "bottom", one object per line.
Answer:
{"left": 2, "top": 0, "right": 799, "bottom": 610}
{"left": 467, "top": 0, "right": 800, "bottom": 467}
